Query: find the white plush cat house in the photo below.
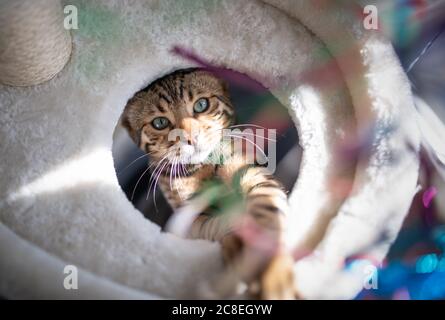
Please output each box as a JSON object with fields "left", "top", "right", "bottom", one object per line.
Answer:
{"left": 0, "top": 0, "right": 421, "bottom": 299}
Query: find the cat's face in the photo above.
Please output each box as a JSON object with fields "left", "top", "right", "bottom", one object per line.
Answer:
{"left": 122, "top": 69, "right": 234, "bottom": 164}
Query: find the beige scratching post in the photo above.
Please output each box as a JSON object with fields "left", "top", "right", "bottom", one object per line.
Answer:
{"left": 0, "top": 0, "right": 71, "bottom": 86}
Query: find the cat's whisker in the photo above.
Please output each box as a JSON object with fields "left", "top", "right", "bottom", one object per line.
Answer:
{"left": 184, "top": 163, "right": 190, "bottom": 175}
{"left": 210, "top": 126, "right": 276, "bottom": 142}
{"left": 175, "top": 160, "right": 183, "bottom": 198}
{"left": 181, "top": 163, "right": 188, "bottom": 179}
{"left": 150, "top": 159, "right": 170, "bottom": 211}
{"left": 228, "top": 123, "right": 269, "bottom": 130}
{"left": 146, "top": 154, "right": 169, "bottom": 201}
{"left": 226, "top": 134, "right": 268, "bottom": 160}
{"left": 130, "top": 157, "right": 161, "bottom": 201}
{"left": 176, "top": 158, "right": 182, "bottom": 180}
{"left": 172, "top": 156, "right": 177, "bottom": 184}
{"left": 146, "top": 162, "right": 163, "bottom": 200}
{"left": 117, "top": 152, "right": 151, "bottom": 176}
{"left": 227, "top": 123, "right": 285, "bottom": 138}
{"left": 175, "top": 158, "right": 186, "bottom": 199}
{"left": 147, "top": 154, "right": 168, "bottom": 183}
{"left": 228, "top": 131, "right": 276, "bottom": 142}
{"left": 173, "top": 156, "right": 184, "bottom": 195}
{"left": 178, "top": 162, "right": 184, "bottom": 181}
{"left": 169, "top": 156, "right": 175, "bottom": 191}
{"left": 130, "top": 164, "right": 153, "bottom": 201}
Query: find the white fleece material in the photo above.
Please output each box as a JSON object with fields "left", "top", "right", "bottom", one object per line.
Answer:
{"left": 0, "top": 0, "right": 420, "bottom": 299}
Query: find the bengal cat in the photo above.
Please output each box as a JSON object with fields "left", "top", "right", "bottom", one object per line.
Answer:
{"left": 121, "top": 68, "right": 296, "bottom": 299}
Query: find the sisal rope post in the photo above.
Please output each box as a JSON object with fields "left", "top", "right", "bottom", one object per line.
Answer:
{"left": 0, "top": 0, "right": 72, "bottom": 86}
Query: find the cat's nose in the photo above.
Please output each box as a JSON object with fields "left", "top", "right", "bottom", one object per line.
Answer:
{"left": 180, "top": 118, "right": 200, "bottom": 145}
{"left": 186, "top": 133, "right": 198, "bottom": 145}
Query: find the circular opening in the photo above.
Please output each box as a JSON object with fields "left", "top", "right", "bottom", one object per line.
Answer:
{"left": 112, "top": 69, "right": 301, "bottom": 228}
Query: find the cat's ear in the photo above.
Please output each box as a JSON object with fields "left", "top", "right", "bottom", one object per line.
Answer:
{"left": 120, "top": 102, "right": 141, "bottom": 147}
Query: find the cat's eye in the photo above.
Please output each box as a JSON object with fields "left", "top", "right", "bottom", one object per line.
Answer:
{"left": 151, "top": 117, "right": 170, "bottom": 130}
{"left": 193, "top": 98, "right": 209, "bottom": 113}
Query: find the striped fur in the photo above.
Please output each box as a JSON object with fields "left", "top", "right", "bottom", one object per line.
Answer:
{"left": 122, "top": 69, "right": 295, "bottom": 299}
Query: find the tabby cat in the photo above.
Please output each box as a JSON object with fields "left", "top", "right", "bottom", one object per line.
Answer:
{"left": 122, "top": 68, "right": 296, "bottom": 299}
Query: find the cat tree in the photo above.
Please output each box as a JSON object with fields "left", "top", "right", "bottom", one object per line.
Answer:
{"left": 0, "top": 0, "right": 421, "bottom": 299}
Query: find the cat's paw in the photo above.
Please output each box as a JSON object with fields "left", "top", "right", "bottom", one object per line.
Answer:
{"left": 196, "top": 234, "right": 245, "bottom": 299}
{"left": 257, "top": 253, "right": 297, "bottom": 300}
